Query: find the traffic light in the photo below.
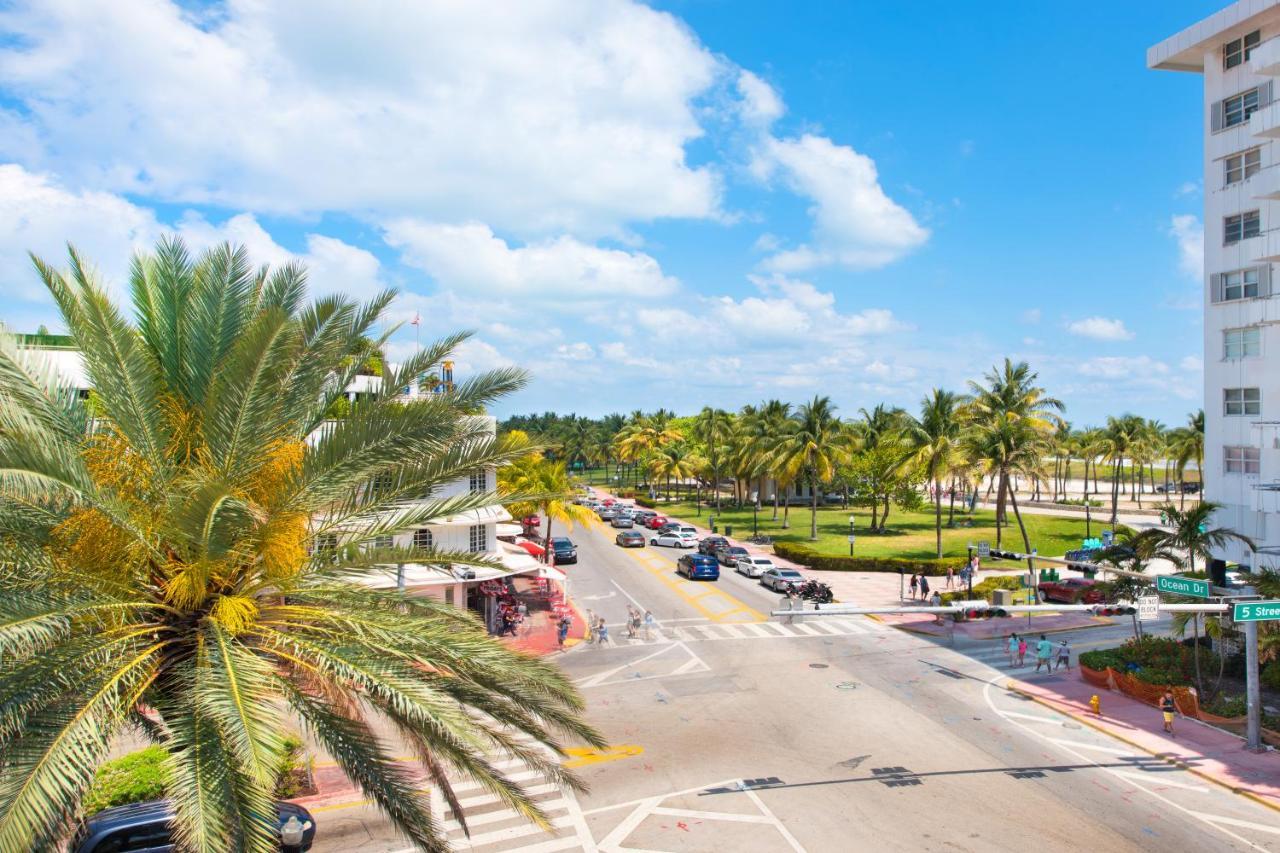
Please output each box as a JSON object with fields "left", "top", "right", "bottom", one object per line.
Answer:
{"left": 1091, "top": 604, "right": 1136, "bottom": 617}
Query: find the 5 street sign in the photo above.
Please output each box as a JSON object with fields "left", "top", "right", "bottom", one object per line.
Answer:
{"left": 1156, "top": 575, "right": 1210, "bottom": 599}
{"left": 1233, "top": 600, "right": 1280, "bottom": 622}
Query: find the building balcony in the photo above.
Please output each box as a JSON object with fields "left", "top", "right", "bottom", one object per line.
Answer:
{"left": 1251, "top": 37, "right": 1280, "bottom": 76}
{"left": 1252, "top": 165, "right": 1280, "bottom": 201}
{"left": 1249, "top": 101, "right": 1280, "bottom": 139}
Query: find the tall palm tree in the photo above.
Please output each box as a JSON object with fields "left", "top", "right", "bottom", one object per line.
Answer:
{"left": 693, "top": 407, "right": 731, "bottom": 512}
{"left": 1098, "top": 528, "right": 1183, "bottom": 639}
{"left": 904, "top": 389, "right": 964, "bottom": 558}
{"left": 1098, "top": 414, "right": 1143, "bottom": 523}
{"left": 499, "top": 456, "right": 596, "bottom": 563}
{"left": 961, "top": 411, "right": 1047, "bottom": 557}
{"left": 0, "top": 239, "right": 601, "bottom": 852}
{"left": 1170, "top": 410, "right": 1205, "bottom": 510}
{"left": 649, "top": 444, "right": 696, "bottom": 501}
{"left": 1150, "top": 501, "right": 1255, "bottom": 693}
{"left": 774, "top": 397, "right": 850, "bottom": 540}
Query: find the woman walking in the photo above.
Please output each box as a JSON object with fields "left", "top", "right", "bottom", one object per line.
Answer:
{"left": 1006, "top": 633, "right": 1019, "bottom": 667}
{"left": 1016, "top": 635, "right": 1028, "bottom": 667}
{"left": 909, "top": 573, "right": 919, "bottom": 601}
{"left": 919, "top": 575, "right": 930, "bottom": 601}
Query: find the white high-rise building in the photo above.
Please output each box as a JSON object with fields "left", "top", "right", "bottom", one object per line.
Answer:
{"left": 1151, "top": 1, "right": 1280, "bottom": 568}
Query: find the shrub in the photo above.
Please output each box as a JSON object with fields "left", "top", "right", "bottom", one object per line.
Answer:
{"left": 83, "top": 747, "right": 170, "bottom": 816}
{"left": 772, "top": 542, "right": 964, "bottom": 575}
{"left": 939, "top": 575, "right": 1023, "bottom": 604}
{"left": 1262, "top": 661, "right": 1280, "bottom": 692}
{"left": 1204, "top": 694, "right": 1248, "bottom": 717}
{"left": 635, "top": 496, "right": 656, "bottom": 509}
{"left": 274, "top": 734, "right": 315, "bottom": 799}
{"left": 1078, "top": 636, "right": 1221, "bottom": 688}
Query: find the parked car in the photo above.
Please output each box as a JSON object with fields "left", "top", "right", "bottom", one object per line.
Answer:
{"left": 651, "top": 530, "right": 697, "bottom": 548}
{"left": 645, "top": 515, "right": 668, "bottom": 529}
{"left": 610, "top": 515, "right": 634, "bottom": 528}
{"left": 760, "top": 567, "right": 806, "bottom": 591}
{"left": 1037, "top": 577, "right": 1103, "bottom": 604}
{"left": 632, "top": 509, "right": 657, "bottom": 524}
{"left": 677, "top": 553, "right": 721, "bottom": 580}
{"left": 520, "top": 514, "right": 540, "bottom": 528}
{"left": 548, "top": 536, "right": 577, "bottom": 564}
{"left": 597, "top": 506, "right": 618, "bottom": 520}
{"left": 616, "top": 530, "right": 646, "bottom": 548}
{"left": 602, "top": 498, "right": 616, "bottom": 506}
{"left": 716, "top": 545, "right": 750, "bottom": 567}
{"left": 1153, "top": 482, "right": 1180, "bottom": 494}
{"left": 71, "top": 800, "right": 316, "bottom": 853}
{"left": 735, "top": 556, "right": 775, "bottom": 578}
{"left": 1180, "top": 482, "right": 1202, "bottom": 494}
{"left": 698, "top": 535, "right": 730, "bottom": 556}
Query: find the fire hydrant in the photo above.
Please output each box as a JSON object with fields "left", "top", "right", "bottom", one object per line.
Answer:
{"left": 1089, "top": 694, "right": 1101, "bottom": 716}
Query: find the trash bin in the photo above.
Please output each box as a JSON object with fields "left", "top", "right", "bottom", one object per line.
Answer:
{"left": 724, "top": 525, "right": 733, "bottom": 537}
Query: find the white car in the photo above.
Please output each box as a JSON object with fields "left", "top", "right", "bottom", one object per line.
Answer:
{"left": 735, "top": 556, "right": 775, "bottom": 578}
{"left": 760, "top": 567, "right": 805, "bottom": 591}
{"left": 650, "top": 531, "right": 697, "bottom": 548}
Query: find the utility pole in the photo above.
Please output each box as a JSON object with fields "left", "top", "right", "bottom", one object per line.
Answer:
{"left": 1244, "top": 614, "right": 1262, "bottom": 752}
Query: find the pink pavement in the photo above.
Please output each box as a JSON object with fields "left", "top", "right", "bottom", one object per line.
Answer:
{"left": 1009, "top": 674, "right": 1280, "bottom": 812}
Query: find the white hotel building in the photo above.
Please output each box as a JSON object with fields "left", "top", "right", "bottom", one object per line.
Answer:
{"left": 1151, "top": 1, "right": 1280, "bottom": 568}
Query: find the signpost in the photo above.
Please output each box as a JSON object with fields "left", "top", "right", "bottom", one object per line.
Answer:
{"left": 1138, "top": 595, "right": 1160, "bottom": 621}
{"left": 977, "top": 541, "right": 991, "bottom": 560}
{"left": 1233, "top": 600, "right": 1280, "bottom": 622}
{"left": 1155, "top": 575, "right": 1210, "bottom": 599}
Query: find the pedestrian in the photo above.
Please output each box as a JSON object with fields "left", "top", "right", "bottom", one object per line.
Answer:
{"left": 1006, "top": 633, "right": 1018, "bottom": 667}
{"left": 945, "top": 566, "right": 954, "bottom": 589}
{"left": 585, "top": 609, "right": 596, "bottom": 644}
{"left": 1160, "top": 690, "right": 1177, "bottom": 736}
{"left": 1055, "top": 639, "right": 1071, "bottom": 670}
{"left": 929, "top": 590, "right": 943, "bottom": 623}
{"left": 970, "top": 554, "right": 980, "bottom": 578}
{"left": 919, "top": 575, "right": 930, "bottom": 600}
{"left": 595, "top": 616, "right": 609, "bottom": 647}
{"left": 629, "top": 607, "right": 641, "bottom": 639}
{"left": 643, "top": 610, "right": 656, "bottom": 640}
{"left": 1034, "top": 634, "right": 1053, "bottom": 673}
{"left": 909, "top": 573, "right": 919, "bottom": 600}
{"left": 556, "top": 614, "right": 571, "bottom": 650}
{"left": 1016, "top": 635, "right": 1028, "bottom": 667}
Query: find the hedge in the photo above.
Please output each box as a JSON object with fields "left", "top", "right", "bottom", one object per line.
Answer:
{"left": 939, "top": 575, "right": 1023, "bottom": 604}
{"left": 772, "top": 542, "right": 965, "bottom": 575}
{"left": 635, "top": 496, "right": 656, "bottom": 509}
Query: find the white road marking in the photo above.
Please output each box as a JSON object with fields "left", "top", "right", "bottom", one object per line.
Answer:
{"left": 793, "top": 623, "right": 823, "bottom": 636}
{"left": 647, "top": 806, "right": 775, "bottom": 823}
{"left": 574, "top": 643, "right": 681, "bottom": 688}
{"left": 997, "top": 710, "right": 1067, "bottom": 725}
{"left": 1189, "top": 812, "right": 1280, "bottom": 835}
{"left": 1046, "top": 738, "right": 1135, "bottom": 756}
{"left": 716, "top": 624, "right": 746, "bottom": 639}
{"left": 742, "top": 787, "right": 807, "bottom": 853}
{"left": 1113, "top": 772, "right": 1209, "bottom": 793}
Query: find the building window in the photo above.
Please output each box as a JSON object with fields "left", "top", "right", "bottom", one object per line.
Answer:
{"left": 413, "top": 528, "right": 433, "bottom": 550}
{"left": 313, "top": 534, "right": 338, "bottom": 553}
{"left": 1225, "top": 148, "right": 1262, "bottom": 185}
{"left": 1224, "top": 30, "right": 1262, "bottom": 69}
{"left": 469, "top": 470, "right": 487, "bottom": 493}
{"left": 1225, "top": 210, "right": 1261, "bottom": 243}
{"left": 469, "top": 524, "right": 487, "bottom": 553}
{"left": 1224, "top": 326, "right": 1262, "bottom": 359}
{"left": 368, "top": 534, "right": 393, "bottom": 550}
{"left": 1223, "top": 88, "right": 1261, "bottom": 128}
{"left": 1222, "top": 268, "right": 1260, "bottom": 301}
{"left": 1224, "top": 445, "right": 1261, "bottom": 474}
{"left": 1224, "top": 387, "right": 1261, "bottom": 416}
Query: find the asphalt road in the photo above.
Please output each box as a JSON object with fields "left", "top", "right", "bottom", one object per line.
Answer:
{"left": 315, "top": 516, "right": 1280, "bottom": 853}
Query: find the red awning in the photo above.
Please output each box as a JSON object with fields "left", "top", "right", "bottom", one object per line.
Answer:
{"left": 517, "top": 540, "right": 545, "bottom": 557}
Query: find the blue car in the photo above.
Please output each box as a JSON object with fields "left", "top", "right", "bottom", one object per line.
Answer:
{"left": 677, "top": 553, "right": 720, "bottom": 580}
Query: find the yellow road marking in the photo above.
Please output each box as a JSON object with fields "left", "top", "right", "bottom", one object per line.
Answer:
{"left": 616, "top": 540, "right": 765, "bottom": 623}
{"left": 561, "top": 744, "right": 644, "bottom": 768}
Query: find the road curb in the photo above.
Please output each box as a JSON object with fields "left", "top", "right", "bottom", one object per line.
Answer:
{"left": 1004, "top": 680, "right": 1280, "bottom": 814}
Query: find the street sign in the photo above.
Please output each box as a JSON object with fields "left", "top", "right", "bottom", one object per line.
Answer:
{"left": 1156, "top": 575, "right": 1210, "bottom": 599}
{"left": 847, "top": 535, "right": 857, "bottom": 544}
{"left": 1138, "top": 595, "right": 1160, "bottom": 621}
{"left": 1233, "top": 600, "right": 1280, "bottom": 622}
{"left": 977, "top": 541, "right": 991, "bottom": 559}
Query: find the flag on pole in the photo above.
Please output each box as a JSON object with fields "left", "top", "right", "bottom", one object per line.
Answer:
{"left": 410, "top": 312, "right": 420, "bottom": 326}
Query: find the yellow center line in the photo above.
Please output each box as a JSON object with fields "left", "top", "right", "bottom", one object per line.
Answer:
{"left": 615, "top": 541, "right": 765, "bottom": 623}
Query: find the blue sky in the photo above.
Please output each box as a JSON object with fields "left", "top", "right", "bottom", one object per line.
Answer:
{"left": 0, "top": 1, "right": 1229, "bottom": 427}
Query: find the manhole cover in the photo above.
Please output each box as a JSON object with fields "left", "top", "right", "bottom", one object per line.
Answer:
{"left": 809, "top": 663, "right": 829, "bottom": 669}
{"left": 836, "top": 682, "right": 858, "bottom": 690}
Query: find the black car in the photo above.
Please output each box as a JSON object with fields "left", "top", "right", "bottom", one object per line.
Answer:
{"left": 1180, "top": 481, "right": 1201, "bottom": 494}
{"left": 716, "top": 545, "right": 749, "bottom": 567}
{"left": 71, "top": 800, "right": 316, "bottom": 852}
{"left": 549, "top": 536, "right": 577, "bottom": 564}
{"left": 698, "top": 535, "right": 729, "bottom": 556}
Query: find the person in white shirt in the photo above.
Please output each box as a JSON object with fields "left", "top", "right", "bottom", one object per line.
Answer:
{"left": 1054, "top": 639, "right": 1071, "bottom": 670}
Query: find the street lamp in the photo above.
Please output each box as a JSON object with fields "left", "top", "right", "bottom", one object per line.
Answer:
{"left": 753, "top": 501, "right": 759, "bottom": 538}
{"left": 848, "top": 514, "right": 856, "bottom": 557}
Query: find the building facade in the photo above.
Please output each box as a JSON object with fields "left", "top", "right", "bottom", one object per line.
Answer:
{"left": 1151, "top": 0, "right": 1280, "bottom": 567}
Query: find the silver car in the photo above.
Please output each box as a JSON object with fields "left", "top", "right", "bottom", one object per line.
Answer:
{"left": 735, "top": 556, "right": 775, "bottom": 578}
{"left": 610, "top": 515, "right": 634, "bottom": 528}
{"left": 760, "top": 567, "right": 805, "bottom": 591}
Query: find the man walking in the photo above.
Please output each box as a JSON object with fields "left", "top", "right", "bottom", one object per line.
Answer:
{"left": 1034, "top": 634, "right": 1054, "bottom": 673}
{"left": 945, "top": 566, "right": 954, "bottom": 590}
{"left": 1054, "top": 639, "right": 1071, "bottom": 670}
{"left": 918, "top": 575, "right": 930, "bottom": 601}
{"left": 1161, "top": 691, "right": 1177, "bottom": 736}
{"left": 557, "top": 614, "right": 572, "bottom": 651}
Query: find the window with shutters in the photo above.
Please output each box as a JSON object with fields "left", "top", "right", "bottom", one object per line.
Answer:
{"left": 468, "top": 524, "right": 487, "bottom": 553}
{"left": 413, "top": 528, "right": 433, "bottom": 550}
{"left": 469, "top": 470, "right": 487, "bottom": 493}
{"left": 1224, "top": 387, "right": 1261, "bottom": 416}
{"left": 1224, "top": 445, "right": 1261, "bottom": 474}
{"left": 1224, "top": 327, "right": 1261, "bottom": 359}
{"left": 1224, "top": 210, "right": 1261, "bottom": 243}
{"left": 1225, "top": 148, "right": 1262, "bottom": 185}
{"left": 1223, "top": 88, "right": 1261, "bottom": 128}
{"left": 1220, "top": 268, "right": 1261, "bottom": 301}
{"left": 1224, "top": 30, "right": 1261, "bottom": 69}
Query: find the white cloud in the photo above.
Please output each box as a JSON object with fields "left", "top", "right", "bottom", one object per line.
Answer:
{"left": 864, "top": 359, "right": 891, "bottom": 379}
{"left": 1021, "top": 308, "right": 1042, "bottom": 324}
{"left": 0, "top": 0, "right": 724, "bottom": 236}
{"left": 1175, "top": 181, "right": 1200, "bottom": 198}
{"left": 384, "top": 221, "right": 679, "bottom": 300}
{"left": 736, "top": 70, "right": 783, "bottom": 126}
{"left": 1077, "top": 355, "right": 1169, "bottom": 379}
{"left": 1180, "top": 355, "right": 1203, "bottom": 372}
{"left": 1169, "top": 214, "right": 1203, "bottom": 280}
{"left": 1066, "top": 316, "right": 1135, "bottom": 341}
{"left": 753, "top": 134, "right": 928, "bottom": 271}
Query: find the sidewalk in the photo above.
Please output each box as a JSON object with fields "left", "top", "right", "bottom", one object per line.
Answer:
{"left": 1008, "top": 673, "right": 1280, "bottom": 812}
{"left": 877, "top": 610, "right": 1108, "bottom": 639}
{"left": 497, "top": 575, "right": 588, "bottom": 655}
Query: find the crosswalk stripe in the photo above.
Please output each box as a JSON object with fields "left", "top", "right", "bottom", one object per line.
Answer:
{"left": 452, "top": 813, "right": 577, "bottom": 847}
{"left": 486, "top": 834, "right": 586, "bottom": 853}
{"left": 442, "top": 798, "right": 568, "bottom": 831}
{"left": 739, "top": 623, "right": 771, "bottom": 637}
{"left": 793, "top": 623, "right": 823, "bottom": 635}
{"left": 716, "top": 624, "right": 746, "bottom": 639}
{"left": 759, "top": 621, "right": 793, "bottom": 636}
{"left": 443, "top": 769, "right": 549, "bottom": 796}
{"left": 450, "top": 782, "right": 560, "bottom": 811}
{"left": 810, "top": 621, "right": 846, "bottom": 635}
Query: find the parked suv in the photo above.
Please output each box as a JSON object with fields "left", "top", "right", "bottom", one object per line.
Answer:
{"left": 716, "top": 545, "right": 750, "bottom": 567}
{"left": 677, "top": 553, "right": 720, "bottom": 580}
{"left": 548, "top": 536, "right": 577, "bottom": 564}
{"left": 698, "top": 535, "right": 729, "bottom": 556}
{"left": 72, "top": 800, "right": 316, "bottom": 853}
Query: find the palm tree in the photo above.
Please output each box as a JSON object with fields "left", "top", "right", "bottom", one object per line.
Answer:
{"left": 961, "top": 411, "right": 1047, "bottom": 557}
{"left": 1098, "top": 414, "right": 1143, "bottom": 523}
{"left": 1098, "top": 528, "right": 1183, "bottom": 639}
{"left": 774, "top": 397, "right": 850, "bottom": 540}
{"left": 0, "top": 239, "right": 601, "bottom": 852}
{"left": 693, "top": 407, "right": 731, "bottom": 512}
{"left": 649, "top": 444, "right": 696, "bottom": 501}
{"left": 499, "top": 456, "right": 596, "bottom": 562}
{"left": 904, "top": 389, "right": 964, "bottom": 558}
{"left": 1150, "top": 501, "right": 1255, "bottom": 693}
{"left": 1170, "top": 410, "right": 1205, "bottom": 510}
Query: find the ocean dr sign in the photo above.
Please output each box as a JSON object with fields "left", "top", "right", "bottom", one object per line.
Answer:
{"left": 1156, "top": 575, "right": 1210, "bottom": 599}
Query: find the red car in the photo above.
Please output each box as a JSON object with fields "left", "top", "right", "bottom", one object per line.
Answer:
{"left": 645, "top": 515, "right": 668, "bottom": 529}
{"left": 1037, "top": 577, "right": 1104, "bottom": 604}
{"left": 602, "top": 498, "right": 616, "bottom": 507}
{"left": 520, "top": 515, "right": 540, "bottom": 529}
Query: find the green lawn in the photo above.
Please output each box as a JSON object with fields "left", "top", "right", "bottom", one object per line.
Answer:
{"left": 648, "top": 498, "right": 1110, "bottom": 561}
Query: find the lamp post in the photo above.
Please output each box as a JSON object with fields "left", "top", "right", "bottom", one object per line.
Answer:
{"left": 848, "top": 514, "right": 856, "bottom": 556}
{"left": 753, "top": 501, "right": 759, "bottom": 538}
